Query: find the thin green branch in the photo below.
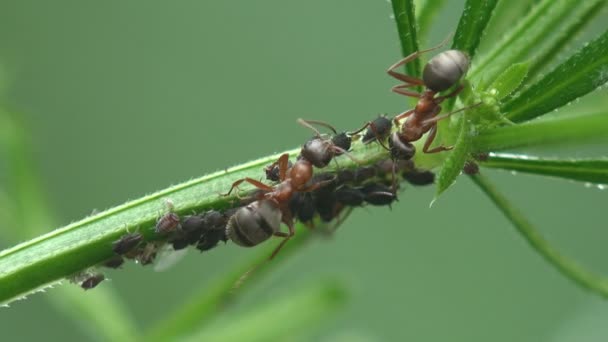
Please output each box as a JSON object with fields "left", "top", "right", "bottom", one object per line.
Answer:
{"left": 470, "top": 173, "right": 608, "bottom": 298}
{"left": 473, "top": 112, "right": 608, "bottom": 152}
{"left": 481, "top": 153, "right": 608, "bottom": 185}
{"left": 0, "top": 132, "right": 446, "bottom": 305}
{"left": 391, "top": 0, "right": 421, "bottom": 77}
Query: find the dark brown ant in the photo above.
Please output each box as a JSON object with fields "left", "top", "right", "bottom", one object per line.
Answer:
{"left": 387, "top": 39, "right": 475, "bottom": 155}
{"left": 223, "top": 119, "right": 359, "bottom": 258}
{"left": 81, "top": 273, "right": 105, "bottom": 290}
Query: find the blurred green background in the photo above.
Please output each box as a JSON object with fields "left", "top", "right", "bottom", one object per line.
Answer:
{"left": 1, "top": 1, "right": 607, "bottom": 341}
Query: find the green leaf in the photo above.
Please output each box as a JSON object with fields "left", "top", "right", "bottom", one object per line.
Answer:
{"left": 451, "top": 0, "right": 499, "bottom": 59}
{"left": 504, "top": 29, "right": 608, "bottom": 122}
{"left": 526, "top": 0, "right": 608, "bottom": 81}
{"left": 470, "top": 174, "right": 608, "bottom": 298}
{"left": 473, "top": 112, "right": 608, "bottom": 152}
{"left": 487, "top": 62, "right": 529, "bottom": 100}
{"left": 436, "top": 117, "right": 472, "bottom": 198}
{"left": 481, "top": 154, "right": 608, "bottom": 185}
{"left": 470, "top": 0, "right": 604, "bottom": 86}
{"left": 416, "top": 0, "right": 448, "bottom": 45}
{"left": 391, "top": 0, "right": 421, "bottom": 77}
{"left": 477, "top": 1, "right": 537, "bottom": 51}
{"left": 185, "top": 281, "right": 347, "bottom": 342}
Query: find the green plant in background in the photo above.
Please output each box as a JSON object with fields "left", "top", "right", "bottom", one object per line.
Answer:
{"left": 1, "top": 0, "right": 607, "bottom": 340}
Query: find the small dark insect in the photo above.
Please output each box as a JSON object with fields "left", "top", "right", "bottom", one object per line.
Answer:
{"left": 196, "top": 210, "right": 229, "bottom": 252}
{"left": 265, "top": 160, "right": 293, "bottom": 182}
{"left": 357, "top": 115, "right": 393, "bottom": 144}
{"left": 402, "top": 169, "right": 435, "bottom": 186}
{"left": 155, "top": 200, "right": 181, "bottom": 236}
{"left": 103, "top": 255, "right": 125, "bottom": 269}
{"left": 136, "top": 242, "right": 159, "bottom": 265}
{"left": 196, "top": 229, "right": 227, "bottom": 252}
{"left": 225, "top": 199, "right": 283, "bottom": 248}
{"left": 81, "top": 274, "right": 105, "bottom": 290}
{"left": 289, "top": 192, "right": 316, "bottom": 223}
{"left": 112, "top": 232, "right": 143, "bottom": 255}
{"left": 335, "top": 186, "right": 365, "bottom": 206}
{"left": 361, "top": 183, "right": 398, "bottom": 206}
{"left": 388, "top": 38, "right": 478, "bottom": 156}
{"left": 463, "top": 161, "right": 480, "bottom": 175}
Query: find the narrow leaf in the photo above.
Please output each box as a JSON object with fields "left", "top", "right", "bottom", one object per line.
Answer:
{"left": 0, "top": 135, "right": 399, "bottom": 304}
{"left": 481, "top": 153, "right": 608, "bottom": 185}
{"left": 471, "top": 0, "right": 600, "bottom": 85}
{"left": 436, "top": 118, "right": 471, "bottom": 197}
{"left": 451, "top": 0, "right": 499, "bottom": 60}
{"left": 416, "top": 0, "right": 448, "bottom": 45}
{"left": 526, "top": 0, "right": 608, "bottom": 81}
{"left": 474, "top": 112, "right": 608, "bottom": 152}
{"left": 470, "top": 174, "right": 608, "bottom": 298}
{"left": 487, "top": 62, "right": 529, "bottom": 100}
{"left": 186, "top": 281, "right": 347, "bottom": 342}
{"left": 504, "top": 29, "right": 608, "bottom": 122}
{"left": 391, "top": 0, "right": 421, "bottom": 77}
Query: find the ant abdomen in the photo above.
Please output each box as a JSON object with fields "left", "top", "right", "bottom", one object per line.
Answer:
{"left": 422, "top": 50, "right": 470, "bottom": 92}
{"left": 226, "top": 199, "right": 282, "bottom": 247}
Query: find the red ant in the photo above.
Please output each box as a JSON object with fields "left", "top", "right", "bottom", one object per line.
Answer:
{"left": 387, "top": 39, "right": 479, "bottom": 156}
{"left": 222, "top": 119, "right": 356, "bottom": 258}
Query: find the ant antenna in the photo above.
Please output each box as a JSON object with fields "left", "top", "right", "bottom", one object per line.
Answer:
{"left": 297, "top": 118, "right": 338, "bottom": 136}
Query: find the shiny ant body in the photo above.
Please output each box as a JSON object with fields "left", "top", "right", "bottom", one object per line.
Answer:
{"left": 387, "top": 41, "right": 473, "bottom": 156}
{"left": 223, "top": 119, "right": 358, "bottom": 258}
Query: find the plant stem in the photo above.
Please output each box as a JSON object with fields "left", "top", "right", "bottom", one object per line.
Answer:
{"left": 470, "top": 173, "right": 608, "bottom": 298}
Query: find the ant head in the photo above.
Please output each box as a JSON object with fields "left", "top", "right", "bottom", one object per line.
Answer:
{"left": 331, "top": 132, "right": 351, "bottom": 153}
{"left": 422, "top": 50, "right": 470, "bottom": 92}
{"left": 301, "top": 137, "right": 333, "bottom": 168}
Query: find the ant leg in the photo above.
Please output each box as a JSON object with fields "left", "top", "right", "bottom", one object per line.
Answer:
{"left": 222, "top": 178, "right": 274, "bottom": 196}
{"left": 297, "top": 119, "right": 337, "bottom": 135}
{"left": 422, "top": 102, "right": 483, "bottom": 126}
{"left": 331, "top": 146, "right": 362, "bottom": 165}
{"left": 387, "top": 35, "right": 452, "bottom": 83}
{"left": 269, "top": 220, "right": 295, "bottom": 260}
{"left": 299, "top": 178, "right": 336, "bottom": 193}
{"left": 393, "top": 109, "right": 415, "bottom": 126}
{"left": 348, "top": 121, "right": 390, "bottom": 151}
{"left": 435, "top": 84, "right": 464, "bottom": 103}
{"left": 392, "top": 84, "right": 423, "bottom": 98}
{"left": 276, "top": 153, "right": 290, "bottom": 181}
{"left": 422, "top": 124, "right": 453, "bottom": 154}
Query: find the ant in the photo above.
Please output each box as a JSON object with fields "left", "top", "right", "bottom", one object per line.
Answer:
{"left": 387, "top": 38, "right": 478, "bottom": 156}
{"left": 223, "top": 119, "right": 357, "bottom": 258}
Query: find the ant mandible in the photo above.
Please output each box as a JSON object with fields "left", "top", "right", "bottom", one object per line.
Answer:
{"left": 387, "top": 38, "right": 477, "bottom": 156}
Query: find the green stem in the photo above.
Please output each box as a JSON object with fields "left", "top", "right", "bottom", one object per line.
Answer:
{"left": 0, "top": 135, "right": 444, "bottom": 305}
{"left": 473, "top": 112, "right": 608, "bottom": 152}
{"left": 470, "top": 173, "right": 608, "bottom": 298}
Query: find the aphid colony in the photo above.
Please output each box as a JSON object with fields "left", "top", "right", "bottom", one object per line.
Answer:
{"left": 75, "top": 43, "right": 470, "bottom": 290}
